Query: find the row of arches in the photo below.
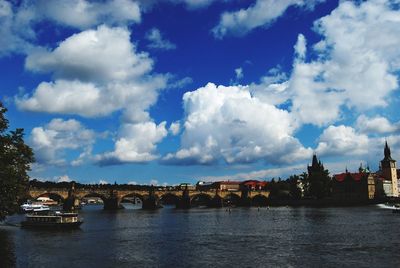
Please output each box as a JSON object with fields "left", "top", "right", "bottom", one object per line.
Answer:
{"left": 26, "top": 192, "right": 270, "bottom": 208}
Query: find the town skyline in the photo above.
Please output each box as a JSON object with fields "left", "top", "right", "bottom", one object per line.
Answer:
{"left": 1, "top": 0, "right": 400, "bottom": 185}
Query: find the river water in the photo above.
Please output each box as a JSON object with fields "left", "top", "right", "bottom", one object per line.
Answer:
{"left": 1, "top": 204, "right": 400, "bottom": 267}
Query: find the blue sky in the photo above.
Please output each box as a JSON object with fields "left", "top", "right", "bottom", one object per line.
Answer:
{"left": 1, "top": 0, "right": 400, "bottom": 185}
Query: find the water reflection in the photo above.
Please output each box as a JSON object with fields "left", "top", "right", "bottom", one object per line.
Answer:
{"left": 1, "top": 206, "right": 400, "bottom": 267}
{"left": 0, "top": 228, "right": 16, "bottom": 268}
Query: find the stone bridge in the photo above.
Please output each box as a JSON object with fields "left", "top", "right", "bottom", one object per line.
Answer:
{"left": 27, "top": 185, "right": 270, "bottom": 210}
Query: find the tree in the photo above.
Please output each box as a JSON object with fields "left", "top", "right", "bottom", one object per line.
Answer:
{"left": 288, "top": 175, "right": 302, "bottom": 200}
{"left": 0, "top": 103, "right": 34, "bottom": 220}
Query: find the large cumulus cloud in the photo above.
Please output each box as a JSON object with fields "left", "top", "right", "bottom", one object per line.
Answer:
{"left": 163, "top": 83, "right": 312, "bottom": 165}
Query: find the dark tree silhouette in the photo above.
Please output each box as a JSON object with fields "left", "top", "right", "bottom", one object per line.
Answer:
{"left": 0, "top": 103, "right": 34, "bottom": 220}
{"left": 305, "top": 157, "right": 331, "bottom": 199}
{"left": 288, "top": 175, "right": 302, "bottom": 200}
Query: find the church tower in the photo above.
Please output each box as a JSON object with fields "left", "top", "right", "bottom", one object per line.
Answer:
{"left": 381, "top": 141, "right": 398, "bottom": 197}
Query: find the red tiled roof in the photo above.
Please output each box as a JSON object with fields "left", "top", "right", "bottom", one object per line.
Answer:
{"left": 218, "top": 181, "right": 241, "bottom": 185}
{"left": 334, "top": 172, "right": 364, "bottom": 182}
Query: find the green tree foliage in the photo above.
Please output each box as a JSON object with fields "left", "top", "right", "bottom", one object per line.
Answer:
{"left": 0, "top": 103, "right": 34, "bottom": 220}
{"left": 266, "top": 178, "right": 291, "bottom": 200}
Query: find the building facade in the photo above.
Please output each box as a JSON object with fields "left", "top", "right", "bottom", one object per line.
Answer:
{"left": 379, "top": 142, "right": 398, "bottom": 197}
{"left": 332, "top": 142, "right": 399, "bottom": 200}
{"left": 332, "top": 170, "right": 378, "bottom": 201}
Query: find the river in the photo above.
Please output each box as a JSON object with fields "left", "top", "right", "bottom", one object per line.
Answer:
{"left": 1, "top": 205, "right": 400, "bottom": 267}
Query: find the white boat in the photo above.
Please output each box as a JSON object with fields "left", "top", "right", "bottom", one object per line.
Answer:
{"left": 20, "top": 202, "right": 50, "bottom": 212}
{"left": 21, "top": 211, "right": 83, "bottom": 229}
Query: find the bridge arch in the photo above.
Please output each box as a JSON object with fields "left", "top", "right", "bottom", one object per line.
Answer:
{"left": 190, "top": 193, "right": 212, "bottom": 207}
{"left": 35, "top": 192, "right": 65, "bottom": 203}
{"left": 160, "top": 193, "right": 179, "bottom": 205}
{"left": 223, "top": 193, "right": 241, "bottom": 206}
{"left": 251, "top": 194, "right": 268, "bottom": 207}
{"left": 120, "top": 193, "right": 145, "bottom": 204}
{"left": 80, "top": 192, "right": 107, "bottom": 204}
{"left": 30, "top": 191, "right": 68, "bottom": 200}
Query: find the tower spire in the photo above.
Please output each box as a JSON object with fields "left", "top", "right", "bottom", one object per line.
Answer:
{"left": 312, "top": 154, "right": 318, "bottom": 167}
{"left": 384, "top": 140, "right": 393, "bottom": 160}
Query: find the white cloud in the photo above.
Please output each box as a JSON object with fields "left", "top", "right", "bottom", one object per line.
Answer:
{"left": 235, "top": 67, "right": 243, "bottom": 80}
{"left": 0, "top": 0, "right": 35, "bottom": 56}
{"left": 17, "top": 25, "right": 166, "bottom": 123}
{"left": 17, "top": 80, "right": 106, "bottom": 117}
{"left": 128, "top": 181, "right": 138, "bottom": 185}
{"left": 163, "top": 82, "right": 312, "bottom": 165}
{"left": 167, "top": 76, "right": 193, "bottom": 89}
{"left": 289, "top": 0, "right": 400, "bottom": 126}
{"left": 0, "top": 0, "right": 141, "bottom": 57}
{"left": 169, "top": 121, "right": 181, "bottom": 135}
{"left": 162, "top": 1, "right": 400, "bottom": 167}
{"left": 145, "top": 28, "right": 176, "bottom": 50}
{"left": 35, "top": 0, "right": 141, "bottom": 29}
{"left": 200, "top": 163, "right": 306, "bottom": 182}
{"left": 25, "top": 25, "right": 153, "bottom": 82}
{"left": 356, "top": 115, "right": 399, "bottom": 134}
{"left": 294, "top": 33, "right": 306, "bottom": 60}
{"left": 150, "top": 179, "right": 159, "bottom": 185}
{"left": 17, "top": 25, "right": 171, "bottom": 165}
{"left": 212, "top": 0, "right": 323, "bottom": 38}
{"left": 316, "top": 125, "right": 370, "bottom": 157}
{"left": 57, "top": 175, "right": 72, "bottom": 183}
{"left": 99, "top": 179, "right": 110, "bottom": 185}
{"left": 30, "top": 118, "right": 96, "bottom": 166}
{"left": 96, "top": 121, "right": 168, "bottom": 165}
{"left": 249, "top": 68, "right": 290, "bottom": 106}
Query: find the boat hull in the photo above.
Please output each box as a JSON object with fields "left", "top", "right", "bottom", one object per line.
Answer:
{"left": 21, "top": 221, "right": 83, "bottom": 229}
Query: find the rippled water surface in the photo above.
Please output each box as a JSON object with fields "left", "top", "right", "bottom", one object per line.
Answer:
{"left": 1, "top": 205, "right": 400, "bottom": 267}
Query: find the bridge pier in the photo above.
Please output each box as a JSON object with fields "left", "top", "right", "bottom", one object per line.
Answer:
{"left": 63, "top": 182, "right": 80, "bottom": 211}
{"left": 240, "top": 189, "right": 252, "bottom": 207}
{"left": 142, "top": 187, "right": 162, "bottom": 210}
{"left": 208, "top": 192, "right": 223, "bottom": 208}
{"left": 63, "top": 197, "right": 80, "bottom": 211}
{"left": 103, "top": 197, "right": 123, "bottom": 210}
{"left": 176, "top": 197, "right": 191, "bottom": 209}
{"left": 176, "top": 186, "right": 191, "bottom": 209}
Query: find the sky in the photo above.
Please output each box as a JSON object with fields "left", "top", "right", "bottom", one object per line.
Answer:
{"left": 1, "top": 0, "right": 400, "bottom": 185}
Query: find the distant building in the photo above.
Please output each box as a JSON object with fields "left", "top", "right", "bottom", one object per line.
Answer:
{"left": 332, "top": 169, "right": 378, "bottom": 201}
{"left": 332, "top": 142, "right": 399, "bottom": 200}
{"left": 196, "top": 181, "right": 214, "bottom": 191}
{"left": 178, "top": 183, "right": 196, "bottom": 191}
{"left": 378, "top": 141, "right": 399, "bottom": 197}
{"left": 308, "top": 154, "right": 325, "bottom": 176}
{"left": 213, "top": 181, "right": 241, "bottom": 191}
{"left": 241, "top": 180, "right": 267, "bottom": 191}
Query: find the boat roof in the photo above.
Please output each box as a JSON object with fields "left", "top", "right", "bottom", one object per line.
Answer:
{"left": 27, "top": 211, "right": 79, "bottom": 217}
